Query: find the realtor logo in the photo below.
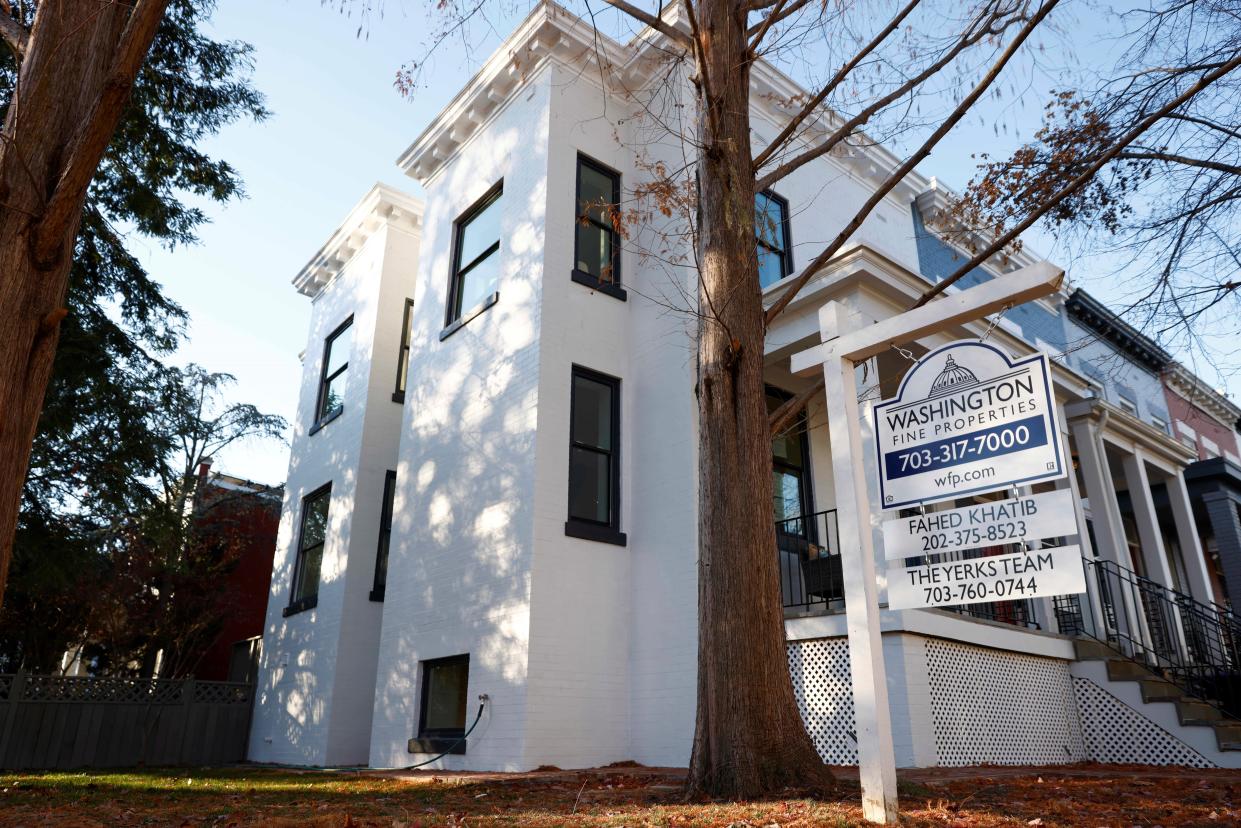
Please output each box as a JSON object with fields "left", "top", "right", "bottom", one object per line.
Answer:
{"left": 872, "top": 340, "right": 1067, "bottom": 508}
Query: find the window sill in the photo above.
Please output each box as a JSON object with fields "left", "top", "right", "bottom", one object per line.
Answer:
{"left": 308, "top": 407, "right": 343, "bottom": 435}
{"left": 368, "top": 587, "right": 385, "bottom": 602}
{"left": 440, "top": 291, "right": 499, "bottom": 341}
{"left": 564, "top": 520, "right": 627, "bottom": 547}
{"left": 283, "top": 595, "right": 318, "bottom": 617}
{"left": 408, "top": 736, "right": 466, "bottom": 755}
{"left": 571, "top": 269, "right": 627, "bottom": 301}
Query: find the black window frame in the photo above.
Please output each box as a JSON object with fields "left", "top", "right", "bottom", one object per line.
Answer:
{"left": 312, "top": 316, "right": 354, "bottom": 433}
{"left": 369, "top": 470, "right": 398, "bottom": 602}
{"left": 284, "top": 483, "right": 332, "bottom": 617}
{"left": 756, "top": 190, "right": 793, "bottom": 289}
{"left": 571, "top": 153, "right": 626, "bottom": 301}
{"left": 392, "top": 299, "right": 415, "bottom": 403}
{"left": 409, "top": 654, "right": 470, "bottom": 756}
{"left": 768, "top": 385, "right": 815, "bottom": 537}
{"left": 442, "top": 182, "right": 503, "bottom": 339}
{"left": 564, "top": 365, "right": 626, "bottom": 546}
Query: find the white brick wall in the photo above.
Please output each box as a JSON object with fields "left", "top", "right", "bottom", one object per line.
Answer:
{"left": 250, "top": 205, "right": 421, "bottom": 766}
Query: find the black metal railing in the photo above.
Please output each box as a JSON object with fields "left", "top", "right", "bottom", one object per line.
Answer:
{"left": 775, "top": 510, "right": 1038, "bottom": 628}
{"left": 1057, "top": 556, "right": 1241, "bottom": 719}
{"left": 777, "top": 509, "right": 844, "bottom": 613}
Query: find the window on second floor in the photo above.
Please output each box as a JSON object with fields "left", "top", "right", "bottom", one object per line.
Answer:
{"left": 565, "top": 366, "right": 625, "bottom": 546}
{"left": 1151, "top": 415, "right": 1169, "bottom": 435}
{"left": 315, "top": 317, "right": 353, "bottom": 426}
{"left": 446, "top": 183, "right": 503, "bottom": 329}
{"left": 573, "top": 154, "right": 623, "bottom": 296}
{"left": 286, "top": 484, "right": 331, "bottom": 616}
{"left": 370, "top": 470, "right": 397, "bottom": 602}
{"left": 756, "top": 190, "right": 792, "bottom": 289}
{"left": 393, "top": 299, "right": 415, "bottom": 402}
{"left": 1117, "top": 394, "right": 1138, "bottom": 417}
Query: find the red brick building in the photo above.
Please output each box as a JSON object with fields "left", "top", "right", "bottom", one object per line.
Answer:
{"left": 190, "top": 462, "right": 283, "bottom": 682}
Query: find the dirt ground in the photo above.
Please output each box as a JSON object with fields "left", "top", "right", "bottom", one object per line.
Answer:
{"left": 0, "top": 762, "right": 1237, "bottom": 826}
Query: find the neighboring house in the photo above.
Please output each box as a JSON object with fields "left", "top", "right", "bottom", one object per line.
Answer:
{"left": 249, "top": 2, "right": 1241, "bottom": 772}
{"left": 1161, "top": 364, "right": 1241, "bottom": 612}
{"left": 190, "top": 461, "right": 283, "bottom": 683}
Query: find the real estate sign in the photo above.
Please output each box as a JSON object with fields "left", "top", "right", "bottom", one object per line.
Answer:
{"left": 887, "top": 544, "right": 1087, "bottom": 611}
{"left": 872, "top": 341, "right": 1067, "bottom": 509}
{"left": 881, "top": 488, "right": 1078, "bottom": 560}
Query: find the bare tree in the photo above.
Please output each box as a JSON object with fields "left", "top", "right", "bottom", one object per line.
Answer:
{"left": 386, "top": 0, "right": 1237, "bottom": 800}
{"left": 943, "top": 1, "right": 1241, "bottom": 363}
{"left": 0, "top": 0, "right": 172, "bottom": 606}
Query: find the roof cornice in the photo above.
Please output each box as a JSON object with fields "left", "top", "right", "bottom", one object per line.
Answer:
{"left": 1065, "top": 288, "right": 1171, "bottom": 373}
{"left": 293, "top": 183, "right": 423, "bottom": 298}
{"left": 397, "top": 2, "right": 642, "bottom": 184}
{"left": 1165, "top": 362, "right": 1241, "bottom": 428}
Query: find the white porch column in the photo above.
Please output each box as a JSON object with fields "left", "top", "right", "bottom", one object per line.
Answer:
{"left": 1070, "top": 412, "right": 1149, "bottom": 654}
{"left": 1120, "top": 448, "right": 1190, "bottom": 658}
{"left": 1054, "top": 450, "right": 1108, "bottom": 639}
{"left": 1121, "top": 448, "right": 1178, "bottom": 589}
{"left": 1070, "top": 418, "right": 1132, "bottom": 569}
{"left": 1166, "top": 469, "right": 1216, "bottom": 605}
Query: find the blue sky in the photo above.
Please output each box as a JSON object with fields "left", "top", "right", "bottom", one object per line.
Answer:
{"left": 139, "top": 0, "right": 1214, "bottom": 485}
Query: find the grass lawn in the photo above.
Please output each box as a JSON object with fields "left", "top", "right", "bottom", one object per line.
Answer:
{"left": 0, "top": 764, "right": 1237, "bottom": 826}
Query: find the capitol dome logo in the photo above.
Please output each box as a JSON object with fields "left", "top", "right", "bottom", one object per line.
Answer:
{"left": 928, "top": 355, "right": 980, "bottom": 398}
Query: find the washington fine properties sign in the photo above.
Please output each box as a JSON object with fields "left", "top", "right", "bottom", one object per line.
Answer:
{"left": 873, "top": 340, "right": 1087, "bottom": 611}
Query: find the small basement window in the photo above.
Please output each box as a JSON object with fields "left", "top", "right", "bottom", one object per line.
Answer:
{"left": 410, "top": 654, "right": 470, "bottom": 755}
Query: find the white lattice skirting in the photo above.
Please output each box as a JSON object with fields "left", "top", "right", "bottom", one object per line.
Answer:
{"left": 786, "top": 635, "right": 1211, "bottom": 768}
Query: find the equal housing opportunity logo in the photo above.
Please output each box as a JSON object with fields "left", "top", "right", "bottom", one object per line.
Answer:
{"left": 872, "top": 340, "right": 1067, "bottom": 508}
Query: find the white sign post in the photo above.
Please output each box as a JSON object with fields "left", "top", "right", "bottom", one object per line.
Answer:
{"left": 790, "top": 261, "right": 1066, "bottom": 825}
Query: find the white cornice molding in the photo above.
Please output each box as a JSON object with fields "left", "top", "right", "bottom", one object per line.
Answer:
{"left": 292, "top": 182, "right": 423, "bottom": 298}
{"left": 1065, "top": 397, "right": 1198, "bottom": 468}
{"left": 1165, "top": 362, "right": 1241, "bottom": 428}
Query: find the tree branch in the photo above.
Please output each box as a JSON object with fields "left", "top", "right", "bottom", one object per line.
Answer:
{"left": 746, "top": 0, "right": 815, "bottom": 39}
{"left": 769, "top": 377, "right": 824, "bottom": 436}
{"left": 34, "top": 0, "right": 171, "bottom": 264}
{"left": 912, "top": 50, "right": 1241, "bottom": 309}
{"left": 1117, "top": 150, "right": 1241, "bottom": 177}
{"left": 752, "top": 0, "right": 922, "bottom": 169}
{"left": 0, "top": 6, "right": 28, "bottom": 60}
{"left": 764, "top": 0, "right": 1060, "bottom": 326}
{"left": 754, "top": 0, "right": 1014, "bottom": 192}
{"left": 600, "top": 0, "right": 692, "bottom": 47}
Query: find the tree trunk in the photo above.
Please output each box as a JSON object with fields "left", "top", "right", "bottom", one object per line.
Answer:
{"left": 0, "top": 0, "right": 167, "bottom": 607}
{"left": 687, "top": 0, "right": 832, "bottom": 800}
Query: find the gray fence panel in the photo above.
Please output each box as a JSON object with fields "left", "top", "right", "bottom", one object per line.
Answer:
{"left": 0, "top": 674, "right": 253, "bottom": 770}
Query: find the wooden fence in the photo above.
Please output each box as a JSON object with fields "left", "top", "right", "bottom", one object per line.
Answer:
{"left": 0, "top": 673, "right": 253, "bottom": 770}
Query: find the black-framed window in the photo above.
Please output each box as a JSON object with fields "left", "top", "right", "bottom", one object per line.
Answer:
{"left": 315, "top": 317, "right": 353, "bottom": 427}
{"left": 565, "top": 366, "right": 625, "bottom": 546}
{"left": 370, "top": 470, "right": 397, "bottom": 602}
{"left": 756, "top": 191, "right": 792, "bottom": 289}
{"left": 446, "top": 183, "right": 502, "bottom": 328}
{"left": 285, "top": 484, "right": 331, "bottom": 616}
{"left": 572, "top": 154, "right": 625, "bottom": 299}
{"left": 414, "top": 654, "right": 470, "bottom": 752}
{"left": 768, "top": 387, "right": 814, "bottom": 535}
{"left": 393, "top": 299, "right": 415, "bottom": 402}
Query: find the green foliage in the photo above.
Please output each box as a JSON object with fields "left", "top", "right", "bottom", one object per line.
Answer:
{"left": 0, "top": 0, "right": 273, "bottom": 673}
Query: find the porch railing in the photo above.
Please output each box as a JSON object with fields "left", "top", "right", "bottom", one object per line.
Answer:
{"left": 1055, "top": 557, "right": 1241, "bottom": 719}
{"left": 776, "top": 510, "right": 1038, "bottom": 628}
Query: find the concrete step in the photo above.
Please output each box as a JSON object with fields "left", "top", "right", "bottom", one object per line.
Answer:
{"left": 1107, "top": 658, "right": 1157, "bottom": 682}
{"left": 1214, "top": 721, "right": 1241, "bottom": 751}
{"left": 1074, "top": 639, "right": 1120, "bottom": 661}
{"left": 1139, "top": 678, "right": 1185, "bottom": 703}
{"left": 1178, "top": 699, "right": 1225, "bottom": 725}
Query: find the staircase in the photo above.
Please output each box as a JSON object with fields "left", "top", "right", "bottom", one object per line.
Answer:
{"left": 1074, "top": 639, "right": 1241, "bottom": 757}
{"left": 1077, "top": 640, "right": 1241, "bottom": 749}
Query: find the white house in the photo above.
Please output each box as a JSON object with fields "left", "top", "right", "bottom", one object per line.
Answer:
{"left": 249, "top": 2, "right": 1241, "bottom": 772}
